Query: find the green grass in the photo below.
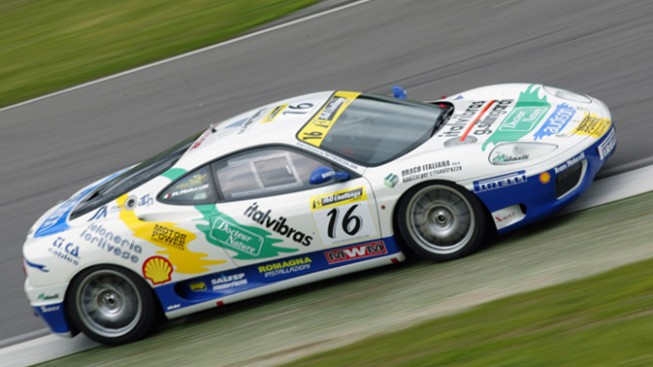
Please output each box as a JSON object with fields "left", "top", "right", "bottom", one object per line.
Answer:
{"left": 286, "top": 257, "right": 653, "bottom": 366}
{"left": 0, "top": 0, "right": 318, "bottom": 108}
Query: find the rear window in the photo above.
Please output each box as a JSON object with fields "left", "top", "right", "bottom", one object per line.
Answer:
{"left": 70, "top": 132, "right": 200, "bottom": 219}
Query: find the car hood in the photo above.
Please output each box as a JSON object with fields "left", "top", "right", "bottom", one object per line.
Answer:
{"left": 430, "top": 83, "right": 612, "bottom": 163}
{"left": 27, "top": 167, "right": 130, "bottom": 240}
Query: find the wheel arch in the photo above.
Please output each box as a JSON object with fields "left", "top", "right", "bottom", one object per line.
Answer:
{"left": 391, "top": 179, "right": 495, "bottom": 259}
{"left": 63, "top": 262, "right": 165, "bottom": 336}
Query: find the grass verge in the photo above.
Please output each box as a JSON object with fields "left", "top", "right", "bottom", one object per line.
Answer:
{"left": 286, "top": 254, "right": 653, "bottom": 366}
{"left": 0, "top": 0, "right": 318, "bottom": 108}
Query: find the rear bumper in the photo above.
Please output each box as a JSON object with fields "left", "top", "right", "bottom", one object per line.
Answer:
{"left": 475, "top": 126, "right": 616, "bottom": 233}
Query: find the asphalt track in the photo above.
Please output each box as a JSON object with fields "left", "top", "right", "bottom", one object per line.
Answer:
{"left": 1, "top": 0, "right": 653, "bottom": 344}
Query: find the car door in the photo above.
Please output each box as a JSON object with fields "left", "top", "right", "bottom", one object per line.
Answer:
{"left": 202, "top": 146, "right": 385, "bottom": 282}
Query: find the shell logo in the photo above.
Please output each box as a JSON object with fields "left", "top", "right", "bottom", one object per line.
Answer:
{"left": 142, "top": 256, "right": 173, "bottom": 285}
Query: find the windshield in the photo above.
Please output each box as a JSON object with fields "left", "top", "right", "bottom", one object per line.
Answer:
{"left": 304, "top": 94, "right": 446, "bottom": 166}
{"left": 70, "top": 132, "right": 201, "bottom": 219}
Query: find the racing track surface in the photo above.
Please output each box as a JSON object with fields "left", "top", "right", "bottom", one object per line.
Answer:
{"left": 2, "top": 0, "right": 653, "bottom": 344}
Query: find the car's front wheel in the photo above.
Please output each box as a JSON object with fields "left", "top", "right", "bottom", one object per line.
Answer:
{"left": 396, "top": 182, "right": 488, "bottom": 261}
{"left": 66, "top": 266, "right": 157, "bottom": 345}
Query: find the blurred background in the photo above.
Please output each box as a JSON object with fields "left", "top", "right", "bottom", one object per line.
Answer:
{"left": 2, "top": 0, "right": 653, "bottom": 365}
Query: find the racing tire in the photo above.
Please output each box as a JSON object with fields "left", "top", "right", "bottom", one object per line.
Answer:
{"left": 395, "top": 181, "right": 488, "bottom": 262}
{"left": 66, "top": 266, "right": 157, "bottom": 345}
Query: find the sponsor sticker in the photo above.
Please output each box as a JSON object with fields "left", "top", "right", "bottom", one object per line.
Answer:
{"left": 598, "top": 128, "right": 616, "bottom": 160}
{"left": 533, "top": 103, "right": 576, "bottom": 140}
{"left": 310, "top": 187, "right": 377, "bottom": 246}
{"left": 491, "top": 152, "right": 529, "bottom": 164}
{"left": 88, "top": 206, "right": 108, "bottom": 221}
{"left": 491, "top": 204, "right": 526, "bottom": 230}
{"left": 211, "top": 273, "right": 248, "bottom": 290}
{"left": 243, "top": 202, "right": 313, "bottom": 246}
{"left": 554, "top": 153, "right": 585, "bottom": 174}
{"left": 572, "top": 113, "right": 611, "bottom": 138}
{"left": 236, "top": 109, "right": 266, "bottom": 135}
{"left": 195, "top": 205, "right": 298, "bottom": 260}
{"left": 188, "top": 281, "right": 208, "bottom": 292}
{"left": 209, "top": 217, "right": 265, "bottom": 257}
{"left": 473, "top": 171, "right": 527, "bottom": 193}
{"left": 257, "top": 256, "right": 312, "bottom": 278}
{"left": 80, "top": 223, "right": 142, "bottom": 263}
{"left": 310, "top": 187, "right": 366, "bottom": 211}
{"left": 142, "top": 256, "right": 173, "bottom": 285}
{"left": 438, "top": 100, "right": 514, "bottom": 140}
{"left": 324, "top": 241, "right": 387, "bottom": 264}
{"left": 118, "top": 195, "right": 227, "bottom": 274}
{"left": 384, "top": 173, "right": 399, "bottom": 188}
{"left": 483, "top": 85, "right": 550, "bottom": 150}
{"left": 39, "top": 305, "right": 61, "bottom": 313}
{"left": 400, "top": 160, "right": 462, "bottom": 183}
{"left": 49, "top": 237, "right": 80, "bottom": 266}
{"left": 37, "top": 293, "right": 59, "bottom": 301}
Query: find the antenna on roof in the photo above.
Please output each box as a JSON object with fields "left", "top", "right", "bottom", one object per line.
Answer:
{"left": 176, "top": 65, "right": 215, "bottom": 131}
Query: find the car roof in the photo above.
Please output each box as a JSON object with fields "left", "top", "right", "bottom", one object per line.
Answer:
{"left": 176, "top": 91, "right": 337, "bottom": 168}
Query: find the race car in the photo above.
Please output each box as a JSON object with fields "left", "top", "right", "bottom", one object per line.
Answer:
{"left": 23, "top": 84, "right": 616, "bottom": 345}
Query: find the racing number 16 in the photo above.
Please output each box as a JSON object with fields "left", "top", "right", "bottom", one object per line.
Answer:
{"left": 325, "top": 205, "right": 362, "bottom": 239}
{"left": 283, "top": 103, "right": 314, "bottom": 115}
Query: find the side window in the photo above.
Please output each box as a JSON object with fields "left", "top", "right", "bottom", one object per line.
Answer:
{"left": 160, "top": 166, "right": 216, "bottom": 204}
{"left": 213, "top": 148, "right": 334, "bottom": 201}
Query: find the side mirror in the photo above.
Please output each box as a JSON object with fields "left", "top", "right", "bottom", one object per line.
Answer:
{"left": 392, "top": 85, "right": 408, "bottom": 99}
{"left": 309, "top": 166, "right": 350, "bottom": 185}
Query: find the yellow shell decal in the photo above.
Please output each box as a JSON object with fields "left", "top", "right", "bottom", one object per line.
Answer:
{"left": 118, "top": 195, "right": 226, "bottom": 274}
{"left": 142, "top": 256, "right": 173, "bottom": 285}
{"left": 571, "top": 113, "right": 611, "bottom": 138}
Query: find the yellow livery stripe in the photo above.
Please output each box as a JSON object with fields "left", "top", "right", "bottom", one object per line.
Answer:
{"left": 572, "top": 113, "right": 611, "bottom": 138}
{"left": 297, "top": 91, "right": 361, "bottom": 147}
{"left": 261, "top": 104, "right": 287, "bottom": 123}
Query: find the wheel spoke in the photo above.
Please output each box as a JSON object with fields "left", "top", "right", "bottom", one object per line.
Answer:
{"left": 76, "top": 269, "right": 143, "bottom": 339}
{"left": 405, "top": 185, "right": 477, "bottom": 255}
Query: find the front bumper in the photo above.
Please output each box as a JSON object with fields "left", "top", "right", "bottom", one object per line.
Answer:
{"left": 25, "top": 277, "right": 73, "bottom": 336}
{"left": 475, "top": 126, "right": 617, "bottom": 233}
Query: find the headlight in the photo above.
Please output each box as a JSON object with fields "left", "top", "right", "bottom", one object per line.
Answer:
{"left": 543, "top": 86, "right": 592, "bottom": 103}
{"left": 489, "top": 142, "right": 558, "bottom": 165}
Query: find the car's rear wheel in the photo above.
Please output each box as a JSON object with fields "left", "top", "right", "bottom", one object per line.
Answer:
{"left": 67, "top": 266, "right": 156, "bottom": 345}
{"left": 396, "top": 182, "right": 488, "bottom": 261}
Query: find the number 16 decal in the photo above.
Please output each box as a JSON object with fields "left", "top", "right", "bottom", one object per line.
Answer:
{"left": 310, "top": 187, "right": 377, "bottom": 246}
{"left": 326, "top": 204, "right": 362, "bottom": 239}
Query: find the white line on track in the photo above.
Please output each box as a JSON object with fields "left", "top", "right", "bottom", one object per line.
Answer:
{"left": 0, "top": 0, "right": 371, "bottom": 115}
{"left": 0, "top": 329, "right": 49, "bottom": 349}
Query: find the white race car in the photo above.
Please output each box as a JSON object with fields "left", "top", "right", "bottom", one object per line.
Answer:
{"left": 23, "top": 84, "right": 616, "bottom": 344}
